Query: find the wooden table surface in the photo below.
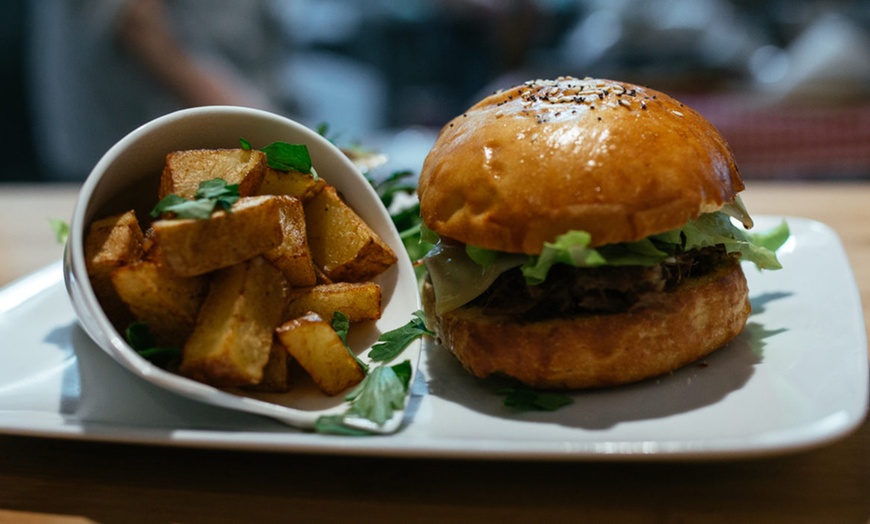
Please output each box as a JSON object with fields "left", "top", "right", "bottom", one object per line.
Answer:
{"left": 0, "top": 181, "right": 867, "bottom": 523}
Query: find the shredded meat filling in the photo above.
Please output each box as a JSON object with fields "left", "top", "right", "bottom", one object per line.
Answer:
{"left": 473, "top": 246, "right": 736, "bottom": 319}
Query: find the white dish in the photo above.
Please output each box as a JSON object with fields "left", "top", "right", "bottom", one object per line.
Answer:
{"left": 0, "top": 217, "right": 866, "bottom": 460}
{"left": 61, "top": 106, "right": 422, "bottom": 433}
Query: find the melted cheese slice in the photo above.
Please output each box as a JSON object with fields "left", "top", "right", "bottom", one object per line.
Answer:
{"left": 423, "top": 242, "right": 524, "bottom": 314}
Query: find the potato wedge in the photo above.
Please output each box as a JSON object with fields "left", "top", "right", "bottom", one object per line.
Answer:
{"left": 179, "top": 257, "right": 287, "bottom": 387}
{"left": 84, "top": 210, "right": 145, "bottom": 326}
{"left": 151, "top": 195, "right": 284, "bottom": 277}
{"left": 284, "top": 282, "right": 382, "bottom": 323}
{"left": 276, "top": 312, "right": 365, "bottom": 396}
{"left": 263, "top": 195, "right": 317, "bottom": 287}
{"left": 304, "top": 186, "right": 398, "bottom": 282}
{"left": 159, "top": 148, "right": 266, "bottom": 199}
{"left": 244, "top": 340, "right": 294, "bottom": 393}
{"left": 111, "top": 260, "right": 208, "bottom": 347}
{"left": 257, "top": 167, "right": 326, "bottom": 204}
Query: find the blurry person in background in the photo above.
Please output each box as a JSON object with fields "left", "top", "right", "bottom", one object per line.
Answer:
{"left": 27, "top": 0, "right": 290, "bottom": 181}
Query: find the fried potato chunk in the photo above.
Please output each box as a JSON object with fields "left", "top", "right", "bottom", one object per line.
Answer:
{"left": 159, "top": 148, "right": 266, "bottom": 199}
{"left": 263, "top": 195, "right": 317, "bottom": 287}
{"left": 304, "top": 186, "right": 398, "bottom": 282}
{"left": 276, "top": 312, "right": 365, "bottom": 396}
{"left": 84, "top": 210, "right": 145, "bottom": 326}
{"left": 257, "top": 167, "right": 326, "bottom": 204}
{"left": 151, "top": 195, "right": 284, "bottom": 277}
{"left": 284, "top": 282, "right": 382, "bottom": 323}
{"left": 111, "top": 260, "right": 208, "bottom": 347}
{"left": 179, "top": 257, "right": 287, "bottom": 387}
{"left": 244, "top": 340, "right": 294, "bottom": 393}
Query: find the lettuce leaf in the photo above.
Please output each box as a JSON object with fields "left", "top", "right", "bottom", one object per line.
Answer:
{"left": 518, "top": 212, "right": 789, "bottom": 284}
{"left": 520, "top": 231, "right": 606, "bottom": 285}
{"left": 424, "top": 211, "right": 789, "bottom": 313}
{"left": 666, "top": 213, "right": 789, "bottom": 271}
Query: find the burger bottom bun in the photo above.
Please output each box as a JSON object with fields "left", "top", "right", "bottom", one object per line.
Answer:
{"left": 422, "top": 260, "right": 751, "bottom": 390}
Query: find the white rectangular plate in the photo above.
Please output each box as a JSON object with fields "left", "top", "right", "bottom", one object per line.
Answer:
{"left": 0, "top": 216, "right": 866, "bottom": 460}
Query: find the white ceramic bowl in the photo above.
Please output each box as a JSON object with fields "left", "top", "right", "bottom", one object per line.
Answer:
{"left": 63, "top": 106, "right": 421, "bottom": 432}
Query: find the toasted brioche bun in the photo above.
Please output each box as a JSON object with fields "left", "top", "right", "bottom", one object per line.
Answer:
{"left": 422, "top": 260, "right": 751, "bottom": 389}
{"left": 418, "top": 77, "right": 744, "bottom": 253}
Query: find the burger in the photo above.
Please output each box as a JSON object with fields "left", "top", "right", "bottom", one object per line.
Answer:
{"left": 417, "top": 76, "right": 788, "bottom": 390}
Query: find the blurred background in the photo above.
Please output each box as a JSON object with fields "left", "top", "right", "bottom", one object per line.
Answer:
{"left": 2, "top": 0, "right": 869, "bottom": 183}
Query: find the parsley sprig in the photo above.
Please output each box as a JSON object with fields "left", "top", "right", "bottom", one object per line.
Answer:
{"left": 240, "top": 138, "right": 318, "bottom": 179}
{"left": 365, "top": 170, "right": 433, "bottom": 281}
{"left": 331, "top": 312, "right": 370, "bottom": 374}
{"left": 346, "top": 361, "right": 413, "bottom": 423}
{"left": 125, "top": 321, "right": 181, "bottom": 368}
{"left": 315, "top": 310, "right": 432, "bottom": 435}
{"left": 49, "top": 218, "right": 70, "bottom": 244}
{"left": 368, "top": 310, "right": 432, "bottom": 362}
{"left": 151, "top": 178, "right": 240, "bottom": 220}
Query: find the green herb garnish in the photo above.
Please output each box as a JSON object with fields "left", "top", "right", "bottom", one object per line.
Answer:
{"left": 499, "top": 387, "right": 573, "bottom": 412}
{"left": 241, "top": 137, "right": 317, "bottom": 178}
{"left": 315, "top": 312, "right": 431, "bottom": 435}
{"left": 366, "top": 170, "right": 433, "bottom": 281}
{"left": 313, "top": 415, "right": 376, "bottom": 436}
{"left": 368, "top": 310, "right": 433, "bottom": 362}
{"left": 314, "top": 361, "right": 413, "bottom": 435}
{"left": 344, "top": 360, "right": 412, "bottom": 426}
{"left": 331, "top": 311, "right": 351, "bottom": 345}
{"left": 49, "top": 218, "right": 70, "bottom": 244}
{"left": 150, "top": 178, "right": 239, "bottom": 220}
{"left": 316, "top": 122, "right": 341, "bottom": 144}
{"left": 125, "top": 321, "right": 181, "bottom": 368}
{"left": 261, "top": 142, "right": 314, "bottom": 173}
{"left": 331, "top": 311, "right": 369, "bottom": 374}
{"left": 369, "top": 170, "right": 417, "bottom": 209}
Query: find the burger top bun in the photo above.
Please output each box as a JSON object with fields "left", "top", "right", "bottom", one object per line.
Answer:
{"left": 418, "top": 76, "right": 745, "bottom": 253}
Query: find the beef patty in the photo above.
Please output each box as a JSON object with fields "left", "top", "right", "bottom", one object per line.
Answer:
{"left": 472, "top": 246, "right": 738, "bottom": 319}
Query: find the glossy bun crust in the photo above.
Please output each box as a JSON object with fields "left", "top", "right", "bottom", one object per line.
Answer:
{"left": 418, "top": 77, "right": 744, "bottom": 253}
{"left": 423, "top": 260, "right": 751, "bottom": 390}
